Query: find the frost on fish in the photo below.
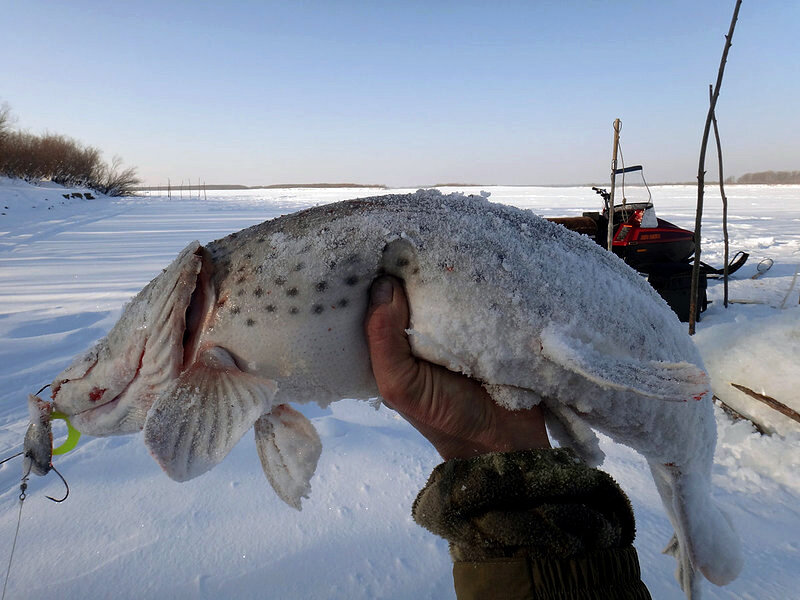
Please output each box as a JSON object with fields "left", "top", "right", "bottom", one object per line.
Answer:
{"left": 49, "top": 189, "right": 741, "bottom": 597}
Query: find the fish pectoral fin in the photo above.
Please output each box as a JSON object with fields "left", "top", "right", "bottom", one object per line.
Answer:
{"left": 539, "top": 325, "right": 709, "bottom": 402}
{"left": 254, "top": 404, "right": 322, "bottom": 510}
{"left": 143, "top": 346, "right": 278, "bottom": 482}
{"left": 541, "top": 399, "right": 605, "bottom": 467}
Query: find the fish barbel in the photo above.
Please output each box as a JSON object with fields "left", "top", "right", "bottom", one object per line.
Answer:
{"left": 47, "top": 190, "right": 741, "bottom": 597}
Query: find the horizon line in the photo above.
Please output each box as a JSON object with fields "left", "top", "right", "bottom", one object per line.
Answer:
{"left": 133, "top": 180, "right": 733, "bottom": 192}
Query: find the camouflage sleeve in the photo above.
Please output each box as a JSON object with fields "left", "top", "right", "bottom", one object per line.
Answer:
{"left": 412, "top": 448, "right": 651, "bottom": 600}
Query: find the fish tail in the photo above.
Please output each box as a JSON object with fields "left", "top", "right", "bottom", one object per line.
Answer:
{"left": 648, "top": 462, "right": 743, "bottom": 599}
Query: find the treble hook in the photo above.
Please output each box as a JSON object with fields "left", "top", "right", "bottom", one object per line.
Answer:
{"left": 45, "top": 465, "right": 69, "bottom": 503}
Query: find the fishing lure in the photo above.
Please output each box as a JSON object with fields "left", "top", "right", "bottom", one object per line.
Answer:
{"left": 14, "top": 388, "right": 81, "bottom": 502}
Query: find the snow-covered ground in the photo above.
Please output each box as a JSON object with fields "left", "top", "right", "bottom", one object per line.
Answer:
{"left": 1, "top": 177, "right": 798, "bottom": 599}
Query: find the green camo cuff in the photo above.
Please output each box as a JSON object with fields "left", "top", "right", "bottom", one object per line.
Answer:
{"left": 412, "top": 448, "right": 636, "bottom": 561}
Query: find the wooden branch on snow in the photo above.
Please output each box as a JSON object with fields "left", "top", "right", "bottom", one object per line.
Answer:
{"left": 731, "top": 383, "right": 800, "bottom": 425}
{"left": 712, "top": 395, "right": 768, "bottom": 435}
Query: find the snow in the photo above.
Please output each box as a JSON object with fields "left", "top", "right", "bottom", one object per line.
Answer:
{"left": 695, "top": 309, "right": 800, "bottom": 436}
{"left": 1, "top": 177, "right": 799, "bottom": 599}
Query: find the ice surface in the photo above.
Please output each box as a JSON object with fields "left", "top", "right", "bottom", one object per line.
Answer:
{"left": 1, "top": 178, "right": 799, "bottom": 599}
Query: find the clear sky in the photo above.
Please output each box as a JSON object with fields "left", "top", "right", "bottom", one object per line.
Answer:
{"left": 2, "top": 1, "right": 798, "bottom": 187}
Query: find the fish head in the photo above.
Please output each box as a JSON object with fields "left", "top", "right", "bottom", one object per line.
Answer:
{"left": 52, "top": 241, "right": 213, "bottom": 435}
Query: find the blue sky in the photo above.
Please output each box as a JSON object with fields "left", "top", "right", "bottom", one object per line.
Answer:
{"left": 2, "top": 1, "right": 798, "bottom": 187}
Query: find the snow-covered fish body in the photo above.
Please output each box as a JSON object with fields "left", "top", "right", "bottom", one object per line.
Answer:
{"left": 49, "top": 190, "right": 740, "bottom": 597}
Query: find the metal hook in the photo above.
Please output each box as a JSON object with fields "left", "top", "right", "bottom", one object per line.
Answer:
{"left": 45, "top": 465, "right": 69, "bottom": 503}
{"left": 21, "top": 454, "right": 33, "bottom": 479}
{"left": 35, "top": 383, "right": 50, "bottom": 396}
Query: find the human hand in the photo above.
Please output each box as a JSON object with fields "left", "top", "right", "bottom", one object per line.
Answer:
{"left": 365, "top": 276, "right": 550, "bottom": 460}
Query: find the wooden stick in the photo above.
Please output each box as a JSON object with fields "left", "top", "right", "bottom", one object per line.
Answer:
{"left": 709, "top": 85, "right": 730, "bottom": 308}
{"left": 731, "top": 383, "right": 800, "bottom": 424}
{"left": 607, "top": 119, "right": 621, "bottom": 252}
{"left": 713, "top": 395, "right": 769, "bottom": 435}
{"left": 690, "top": 0, "right": 743, "bottom": 334}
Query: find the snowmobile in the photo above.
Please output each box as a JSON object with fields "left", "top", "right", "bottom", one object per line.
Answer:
{"left": 548, "top": 165, "right": 748, "bottom": 321}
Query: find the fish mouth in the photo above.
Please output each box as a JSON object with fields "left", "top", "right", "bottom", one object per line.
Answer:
{"left": 181, "top": 247, "right": 216, "bottom": 370}
{"left": 65, "top": 346, "right": 147, "bottom": 421}
{"left": 52, "top": 245, "right": 216, "bottom": 434}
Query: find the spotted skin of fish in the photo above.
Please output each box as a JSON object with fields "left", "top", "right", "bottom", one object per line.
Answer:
{"left": 48, "top": 190, "right": 741, "bottom": 598}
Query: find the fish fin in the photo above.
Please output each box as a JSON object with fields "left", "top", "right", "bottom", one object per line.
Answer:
{"left": 540, "top": 400, "right": 605, "bottom": 467}
{"left": 143, "top": 346, "right": 277, "bottom": 482}
{"left": 254, "top": 404, "right": 322, "bottom": 510}
{"left": 480, "top": 384, "right": 606, "bottom": 468}
{"left": 540, "top": 325, "right": 709, "bottom": 402}
{"left": 649, "top": 462, "right": 743, "bottom": 598}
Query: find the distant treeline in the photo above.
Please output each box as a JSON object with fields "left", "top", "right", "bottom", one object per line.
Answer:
{"left": 727, "top": 170, "right": 800, "bottom": 184}
{"left": 0, "top": 102, "right": 140, "bottom": 196}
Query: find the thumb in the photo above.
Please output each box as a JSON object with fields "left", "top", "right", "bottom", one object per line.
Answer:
{"left": 365, "top": 276, "right": 422, "bottom": 408}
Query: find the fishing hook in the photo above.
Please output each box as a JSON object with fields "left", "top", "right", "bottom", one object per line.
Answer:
{"left": 35, "top": 383, "right": 50, "bottom": 396}
{"left": 45, "top": 465, "right": 69, "bottom": 503}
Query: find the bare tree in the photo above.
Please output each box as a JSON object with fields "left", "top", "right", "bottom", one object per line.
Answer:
{"left": 96, "top": 156, "right": 141, "bottom": 196}
{"left": 0, "top": 102, "right": 12, "bottom": 141}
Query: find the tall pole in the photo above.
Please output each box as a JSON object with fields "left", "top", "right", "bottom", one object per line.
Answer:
{"left": 709, "top": 85, "right": 730, "bottom": 308}
{"left": 607, "top": 119, "right": 622, "bottom": 251}
{"left": 689, "top": 0, "right": 742, "bottom": 335}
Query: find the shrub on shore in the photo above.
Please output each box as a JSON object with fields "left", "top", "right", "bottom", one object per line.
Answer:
{"left": 0, "top": 102, "right": 140, "bottom": 196}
